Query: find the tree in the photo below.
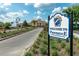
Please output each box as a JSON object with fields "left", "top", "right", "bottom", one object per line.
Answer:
{"left": 23, "top": 20, "right": 28, "bottom": 27}
{"left": 4, "top": 22, "right": 11, "bottom": 29}
{"left": 63, "top": 5, "right": 79, "bottom": 29}
{"left": 0, "top": 22, "right": 4, "bottom": 27}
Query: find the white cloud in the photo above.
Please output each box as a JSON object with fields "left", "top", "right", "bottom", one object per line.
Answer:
{"left": 3, "top": 18, "right": 11, "bottom": 23}
{"left": 0, "top": 12, "right": 22, "bottom": 23}
{"left": 25, "top": 3, "right": 29, "bottom": 5}
{"left": 52, "top": 7, "right": 61, "bottom": 13}
{"left": 36, "top": 10, "right": 41, "bottom": 15}
{"left": 6, "top": 10, "right": 29, "bottom": 18}
{"left": 0, "top": 9, "right": 29, "bottom": 23}
{"left": 6, "top": 12, "right": 24, "bottom": 18}
{"left": 23, "top": 10, "right": 29, "bottom": 14}
{"left": 34, "top": 3, "right": 41, "bottom": 8}
{"left": 5, "top": 7, "right": 9, "bottom": 10}
{"left": 3, "top": 3, "right": 11, "bottom": 6}
{"left": 0, "top": 3, "right": 11, "bottom": 8}
{"left": 50, "top": 7, "right": 62, "bottom": 17}
{"left": 0, "top": 14, "right": 5, "bottom": 19}
{"left": 0, "top": 18, "right": 2, "bottom": 22}
{"left": 34, "top": 3, "right": 50, "bottom": 8}
{"left": 0, "top": 14, "right": 12, "bottom": 23}
{"left": 0, "top": 3, "right": 10, "bottom": 11}
{"left": 0, "top": 5, "right": 4, "bottom": 8}
{"left": 36, "top": 16, "right": 42, "bottom": 19}
{"left": 63, "top": 7, "right": 68, "bottom": 10}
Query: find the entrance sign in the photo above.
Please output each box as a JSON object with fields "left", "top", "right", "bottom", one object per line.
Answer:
{"left": 49, "top": 13, "right": 70, "bottom": 39}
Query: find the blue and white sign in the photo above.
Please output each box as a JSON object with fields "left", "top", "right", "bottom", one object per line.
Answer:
{"left": 49, "top": 13, "right": 70, "bottom": 39}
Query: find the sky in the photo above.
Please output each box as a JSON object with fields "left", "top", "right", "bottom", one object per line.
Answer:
{"left": 0, "top": 3, "right": 73, "bottom": 26}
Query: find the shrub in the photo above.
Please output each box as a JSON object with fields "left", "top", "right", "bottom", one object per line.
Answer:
{"left": 33, "top": 43, "right": 39, "bottom": 49}
{"left": 51, "top": 40, "right": 57, "bottom": 49}
{"left": 61, "top": 41, "right": 66, "bottom": 48}
{"left": 57, "top": 39, "right": 62, "bottom": 43}
{"left": 39, "top": 32, "right": 43, "bottom": 37}
{"left": 32, "top": 48, "right": 39, "bottom": 55}
{"left": 52, "top": 49, "right": 58, "bottom": 56}
{"left": 77, "top": 43, "right": 79, "bottom": 49}
{"left": 65, "top": 45, "right": 70, "bottom": 54}
{"left": 37, "top": 37, "right": 41, "bottom": 42}
{"left": 25, "top": 51, "right": 33, "bottom": 56}
{"left": 40, "top": 47, "right": 47, "bottom": 55}
{"left": 36, "top": 40, "right": 40, "bottom": 45}
{"left": 74, "top": 36, "right": 79, "bottom": 40}
{"left": 43, "top": 40, "right": 48, "bottom": 45}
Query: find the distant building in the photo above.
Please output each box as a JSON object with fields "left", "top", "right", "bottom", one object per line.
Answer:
{"left": 0, "top": 22, "right": 5, "bottom": 33}
{"left": 31, "top": 19, "right": 46, "bottom": 27}
{"left": 0, "top": 27, "right": 5, "bottom": 33}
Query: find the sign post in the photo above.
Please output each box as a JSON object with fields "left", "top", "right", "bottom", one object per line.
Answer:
{"left": 48, "top": 12, "right": 73, "bottom": 56}
{"left": 48, "top": 16, "right": 50, "bottom": 56}
{"left": 70, "top": 12, "right": 73, "bottom": 56}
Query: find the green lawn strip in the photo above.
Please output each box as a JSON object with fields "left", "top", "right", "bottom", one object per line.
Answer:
{"left": 0, "top": 27, "right": 35, "bottom": 41}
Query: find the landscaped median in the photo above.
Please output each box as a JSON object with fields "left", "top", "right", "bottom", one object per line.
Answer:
{"left": 73, "top": 36, "right": 79, "bottom": 55}
{"left": 50, "top": 38, "right": 70, "bottom": 56}
{"left": 0, "top": 27, "right": 35, "bottom": 41}
{"left": 24, "top": 27, "right": 48, "bottom": 56}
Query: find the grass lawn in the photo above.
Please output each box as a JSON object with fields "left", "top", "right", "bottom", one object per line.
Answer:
{"left": 0, "top": 27, "right": 35, "bottom": 41}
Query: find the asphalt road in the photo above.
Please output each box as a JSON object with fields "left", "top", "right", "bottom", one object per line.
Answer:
{"left": 0, "top": 28, "right": 43, "bottom": 56}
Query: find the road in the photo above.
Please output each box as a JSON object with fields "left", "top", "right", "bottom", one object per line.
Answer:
{"left": 0, "top": 28, "right": 43, "bottom": 56}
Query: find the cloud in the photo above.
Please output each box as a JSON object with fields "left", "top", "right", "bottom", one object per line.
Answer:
{"left": 23, "top": 10, "right": 29, "bottom": 14}
{"left": 3, "top": 3, "right": 11, "bottom": 6}
{"left": 52, "top": 7, "right": 61, "bottom": 13}
{"left": 0, "top": 14, "right": 12, "bottom": 23}
{"left": 25, "top": 3, "right": 29, "bottom": 5}
{"left": 0, "top": 12, "right": 23, "bottom": 23}
{"left": 0, "top": 3, "right": 10, "bottom": 11}
{"left": 0, "top": 14, "right": 5, "bottom": 19}
{"left": 0, "top": 9, "right": 29, "bottom": 23}
{"left": 50, "top": 7, "right": 62, "bottom": 17}
{"left": 0, "top": 3, "right": 11, "bottom": 8}
{"left": 6, "top": 10, "right": 29, "bottom": 18}
{"left": 3, "top": 18, "right": 11, "bottom": 23}
{"left": 5, "top": 7, "right": 9, "bottom": 10}
{"left": 34, "top": 3, "right": 41, "bottom": 8}
{"left": 0, "top": 5, "right": 4, "bottom": 8}
{"left": 63, "top": 7, "right": 68, "bottom": 10}
{"left": 36, "top": 10, "right": 41, "bottom": 15}
{"left": 36, "top": 16, "right": 42, "bottom": 19}
{"left": 6, "top": 12, "right": 21, "bottom": 17}
{"left": 34, "top": 3, "right": 50, "bottom": 8}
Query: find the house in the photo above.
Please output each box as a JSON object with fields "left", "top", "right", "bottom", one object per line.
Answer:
{"left": 31, "top": 19, "right": 46, "bottom": 27}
